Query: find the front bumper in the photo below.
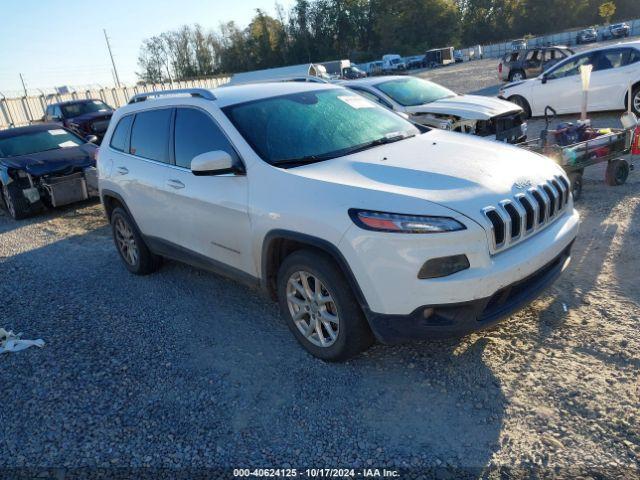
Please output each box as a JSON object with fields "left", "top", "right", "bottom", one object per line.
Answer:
{"left": 366, "top": 241, "right": 572, "bottom": 343}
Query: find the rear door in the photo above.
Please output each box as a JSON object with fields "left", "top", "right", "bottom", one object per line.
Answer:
{"left": 161, "top": 106, "right": 252, "bottom": 273}
{"left": 523, "top": 49, "right": 543, "bottom": 78}
{"left": 589, "top": 48, "right": 639, "bottom": 111}
{"left": 109, "top": 108, "right": 173, "bottom": 239}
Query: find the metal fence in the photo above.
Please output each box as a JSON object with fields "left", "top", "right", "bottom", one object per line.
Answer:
{"left": 0, "top": 76, "right": 231, "bottom": 130}
{"left": 459, "top": 18, "right": 640, "bottom": 60}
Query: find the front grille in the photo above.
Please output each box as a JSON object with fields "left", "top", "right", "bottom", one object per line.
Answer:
{"left": 482, "top": 175, "right": 570, "bottom": 254}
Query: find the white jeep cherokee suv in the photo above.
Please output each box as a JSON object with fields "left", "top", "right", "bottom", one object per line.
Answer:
{"left": 98, "top": 83, "right": 579, "bottom": 361}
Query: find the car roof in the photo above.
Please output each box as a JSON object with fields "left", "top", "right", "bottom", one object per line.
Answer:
{"left": 578, "top": 40, "right": 640, "bottom": 54}
{"left": 48, "top": 99, "right": 104, "bottom": 107}
{"left": 0, "top": 123, "right": 66, "bottom": 139}
{"left": 341, "top": 75, "right": 408, "bottom": 87}
{"left": 116, "top": 81, "right": 343, "bottom": 115}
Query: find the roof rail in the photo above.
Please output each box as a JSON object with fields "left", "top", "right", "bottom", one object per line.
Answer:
{"left": 128, "top": 88, "right": 216, "bottom": 104}
{"left": 226, "top": 75, "right": 331, "bottom": 87}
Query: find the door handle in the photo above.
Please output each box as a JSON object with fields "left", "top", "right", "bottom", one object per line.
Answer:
{"left": 167, "top": 179, "right": 185, "bottom": 189}
{"left": 116, "top": 167, "right": 129, "bottom": 175}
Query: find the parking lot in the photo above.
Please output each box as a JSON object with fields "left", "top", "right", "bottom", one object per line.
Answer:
{"left": 1, "top": 61, "right": 639, "bottom": 476}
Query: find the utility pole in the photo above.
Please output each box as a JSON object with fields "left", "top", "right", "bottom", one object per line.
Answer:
{"left": 19, "top": 73, "right": 34, "bottom": 122}
{"left": 103, "top": 29, "right": 121, "bottom": 87}
{"left": 19, "top": 73, "right": 28, "bottom": 97}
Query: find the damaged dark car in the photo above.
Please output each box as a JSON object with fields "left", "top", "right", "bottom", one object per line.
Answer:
{"left": 0, "top": 124, "right": 99, "bottom": 219}
{"left": 44, "top": 99, "right": 114, "bottom": 141}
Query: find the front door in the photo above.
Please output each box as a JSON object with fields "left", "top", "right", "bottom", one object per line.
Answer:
{"left": 161, "top": 107, "right": 252, "bottom": 275}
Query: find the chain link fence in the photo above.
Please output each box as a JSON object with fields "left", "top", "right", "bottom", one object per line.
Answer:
{"left": 0, "top": 76, "right": 231, "bottom": 130}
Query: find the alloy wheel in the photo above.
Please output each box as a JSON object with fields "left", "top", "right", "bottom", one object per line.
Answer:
{"left": 634, "top": 91, "right": 640, "bottom": 114}
{"left": 114, "top": 217, "right": 139, "bottom": 266}
{"left": 511, "top": 72, "right": 524, "bottom": 82}
{"left": 2, "top": 185, "right": 15, "bottom": 218}
{"left": 286, "top": 271, "right": 340, "bottom": 348}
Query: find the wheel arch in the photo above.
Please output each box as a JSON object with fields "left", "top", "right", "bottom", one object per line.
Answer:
{"left": 261, "top": 229, "right": 370, "bottom": 312}
{"left": 623, "top": 81, "right": 640, "bottom": 109}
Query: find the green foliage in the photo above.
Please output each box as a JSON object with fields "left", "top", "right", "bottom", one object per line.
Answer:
{"left": 599, "top": 2, "right": 616, "bottom": 23}
{"left": 137, "top": 0, "right": 639, "bottom": 82}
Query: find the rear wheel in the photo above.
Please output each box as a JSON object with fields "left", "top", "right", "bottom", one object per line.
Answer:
{"left": 509, "top": 70, "right": 525, "bottom": 82}
{"left": 277, "top": 250, "right": 373, "bottom": 361}
{"left": 1, "top": 182, "right": 30, "bottom": 220}
{"left": 605, "top": 159, "right": 630, "bottom": 186}
{"left": 568, "top": 172, "right": 583, "bottom": 201}
{"left": 508, "top": 95, "right": 532, "bottom": 119}
{"left": 631, "top": 86, "right": 640, "bottom": 116}
{"left": 110, "top": 207, "right": 161, "bottom": 275}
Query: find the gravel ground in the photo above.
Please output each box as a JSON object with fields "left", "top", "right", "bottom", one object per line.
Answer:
{"left": 1, "top": 59, "right": 639, "bottom": 478}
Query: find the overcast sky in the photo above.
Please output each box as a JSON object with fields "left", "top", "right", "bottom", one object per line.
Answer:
{"left": 0, "top": 0, "right": 293, "bottom": 95}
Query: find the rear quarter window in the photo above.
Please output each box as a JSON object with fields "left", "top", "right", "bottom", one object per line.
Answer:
{"left": 129, "top": 108, "right": 172, "bottom": 162}
{"left": 109, "top": 115, "right": 134, "bottom": 152}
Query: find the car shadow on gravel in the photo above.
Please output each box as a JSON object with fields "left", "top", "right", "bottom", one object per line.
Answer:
{"left": 1, "top": 229, "right": 503, "bottom": 471}
{"left": 0, "top": 198, "right": 101, "bottom": 235}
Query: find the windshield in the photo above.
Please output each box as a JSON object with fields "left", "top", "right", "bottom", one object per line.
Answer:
{"left": 222, "top": 88, "right": 419, "bottom": 166}
{"left": 61, "top": 100, "right": 112, "bottom": 118}
{"left": 0, "top": 128, "right": 84, "bottom": 157}
{"left": 375, "top": 77, "right": 455, "bottom": 107}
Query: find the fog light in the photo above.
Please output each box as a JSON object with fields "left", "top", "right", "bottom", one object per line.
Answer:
{"left": 418, "top": 255, "right": 470, "bottom": 279}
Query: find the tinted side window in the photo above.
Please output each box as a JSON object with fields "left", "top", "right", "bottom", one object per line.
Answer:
{"left": 548, "top": 54, "right": 594, "bottom": 79}
{"left": 109, "top": 115, "right": 134, "bottom": 152}
{"left": 594, "top": 49, "right": 626, "bottom": 71}
{"left": 130, "top": 108, "right": 172, "bottom": 162}
{"left": 624, "top": 49, "right": 640, "bottom": 66}
{"left": 174, "top": 108, "right": 238, "bottom": 169}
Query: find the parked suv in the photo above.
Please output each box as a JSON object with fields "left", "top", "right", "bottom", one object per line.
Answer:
{"left": 576, "top": 27, "right": 598, "bottom": 45}
{"left": 44, "top": 99, "right": 114, "bottom": 141}
{"left": 98, "top": 85, "right": 579, "bottom": 361}
{"left": 603, "top": 23, "right": 631, "bottom": 40}
{"left": 499, "top": 46, "right": 574, "bottom": 82}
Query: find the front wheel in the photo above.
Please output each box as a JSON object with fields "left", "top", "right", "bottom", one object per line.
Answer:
{"left": 277, "top": 250, "right": 373, "bottom": 361}
{"left": 1, "top": 182, "right": 30, "bottom": 220}
{"left": 508, "top": 95, "right": 532, "bottom": 119}
{"left": 568, "top": 172, "right": 583, "bottom": 201}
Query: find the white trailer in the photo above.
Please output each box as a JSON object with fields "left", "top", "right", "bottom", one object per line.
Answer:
{"left": 228, "top": 64, "right": 329, "bottom": 85}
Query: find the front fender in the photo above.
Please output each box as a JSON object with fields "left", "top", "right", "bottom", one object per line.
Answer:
{"left": 0, "top": 165, "right": 12, "bottom": 185}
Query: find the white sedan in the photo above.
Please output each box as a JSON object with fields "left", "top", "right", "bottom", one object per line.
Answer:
{"left": 343, "top": 76, "right": 527, "bottom": 143}
{"left": 499, "top": 41, "right": 640, "bottom": 117}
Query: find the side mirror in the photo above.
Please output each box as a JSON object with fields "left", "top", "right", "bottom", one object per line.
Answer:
{"left": 85, "top": 135, "right": 99, "bottom": 144}
{"left": 541, "top": 74, "right": 548, "bottom": 84}
{"left": 191, "top": 150, "right": 243, "bottom": 176}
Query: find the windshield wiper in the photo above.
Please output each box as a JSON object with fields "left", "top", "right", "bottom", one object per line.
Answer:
{"left": 272, "top": 132, "right": 415, "bottom": 168}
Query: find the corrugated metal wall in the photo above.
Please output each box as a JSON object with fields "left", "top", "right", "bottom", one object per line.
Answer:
{"left": 0, "top": 77, "right": 230, "bottom": 130}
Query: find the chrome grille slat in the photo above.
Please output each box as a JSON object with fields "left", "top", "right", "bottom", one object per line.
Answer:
{"left": 482, "top": 177, "right": 572, "bottom": 255}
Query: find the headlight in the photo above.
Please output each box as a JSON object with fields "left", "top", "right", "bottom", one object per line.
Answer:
{"left": 349, "top": 209, "right": 466, "bottom": 234}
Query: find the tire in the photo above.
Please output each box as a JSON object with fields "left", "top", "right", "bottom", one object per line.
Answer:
{"left": 110, "top": 207, "right": 161, "bottom": 275}
{"left": 508, "top": 95, "right": 532, "bottom": 119}
{"left": 1, "top": 182, "right": 31, "bottom": 220}
{"left": 276, "top": 249, "right": 374, "bottom": 361}
{"left": 605, "top": 159, "right": 630, "bottom": 187}
{"left": 568, "top": 172, "right": 583, "bottom": 201}
{"left": 509, "top": 70, "right": 525, "bottom": 82}
{"left": 631, "top": 86, "right": 640, "bottom": 116}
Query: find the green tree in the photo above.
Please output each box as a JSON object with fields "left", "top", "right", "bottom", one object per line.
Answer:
{"left": 599, "top": 1, "right": 616, "bottom": 23}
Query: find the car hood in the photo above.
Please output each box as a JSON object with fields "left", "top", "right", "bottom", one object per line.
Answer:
{"left": 68, "top": 111, "right": 113, "bottom": 123}
{"left": 288, "top": 130, "right": 565, "bottom": 225}
{"left": 1, "top": 144, "right": 96, "bottom": 176}
{"left": 405, "top": 94, "right": 522, "bottom": 120}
